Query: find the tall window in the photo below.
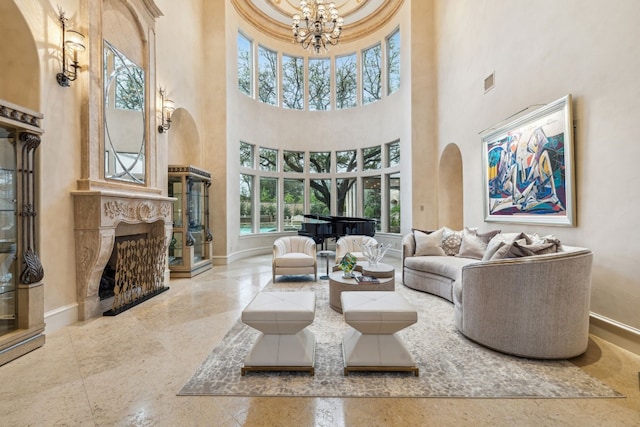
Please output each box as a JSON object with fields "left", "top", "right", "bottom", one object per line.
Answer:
{"left": 336, "top": 178, "right": 357, "bottom": 216}
{"left": 335, "top": 53, "right": 357, "bottom": 110}
{"left": 258, "top": 45, "right": 277, "bottom": 105}
{"left": 336, "top": 150, "right": 357, "bottom": 173}
{"left": 282, "top": 54, "right": 304, "bottom": 110}
{"left": 387, "top": 141, "right": 400, "bottom": 167}
{"left": 259, "top": 147, "right": 278, "bottom": 171}
{"left": 362, "top": 43, "right": 382, "bottom": 104}
{"left": 237, "top": 32, "right": 252, "bottom": 96}
{"left": 240, "top": 174, "right": 253, "bottom": 234}
{"left": 388, "top": 173, "right": 401, "bottom": 233}
{"left": 283, "top": 150, "right": 304, "bottom": 173}
{"left": 387, "top": 29, "right": 401, "bottom": 95}
{"left": 284, "top": 178, "right": 305, "bottom": 230}
{"left": 308, "top": 58, "right": 331, "bottom": 111}
{"left": 259, "top": 177, "right": 278, "bottom": 233}
{"left": 310, "top": 179, "right": 331, "bottom": 214}
{"left": 240, "top": 141, "right": 254, "bottom": 168}
{"left": 309, "top": 151, "right": 331, "bottom": 173}
{"left": 363, "top": 145, "right": 382, "bottom": 170}
{"left": 239, "top": 142, "right": 401, "bottom": 234}
{"left": 363, "top": 176, "right": 381, "bottom": 231}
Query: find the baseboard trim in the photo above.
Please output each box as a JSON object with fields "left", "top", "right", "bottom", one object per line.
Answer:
{"left": 44, "top": 303, "right": 78, "bottom": 335}
{"left": 589, "top": 312, "right": 640, "bottom": 356}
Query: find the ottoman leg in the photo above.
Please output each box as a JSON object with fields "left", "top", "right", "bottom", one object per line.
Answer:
{"left": 342, "top": 329, "right": 418, "bottom": 376}
{"left": 242, "top": 329, "right": 316, "bottom": 375}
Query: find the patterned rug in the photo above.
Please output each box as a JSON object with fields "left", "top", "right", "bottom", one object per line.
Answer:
{"left": 178, "top": 279, "right": 623, "bottom": 398}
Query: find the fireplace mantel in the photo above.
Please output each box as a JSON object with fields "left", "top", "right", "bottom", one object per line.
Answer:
{"left": 72, "top": 190, "right": 174, "bottom": 320}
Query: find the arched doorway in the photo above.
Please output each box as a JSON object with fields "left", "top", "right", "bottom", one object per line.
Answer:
{"left": 438, "top": 143, "right": 463, "bottom": 229}
{"left": 0, "top": 1, "right": 39, "bottom": 109}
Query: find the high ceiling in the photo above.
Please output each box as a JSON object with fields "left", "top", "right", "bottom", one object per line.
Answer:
{"left": 231, "top": 0, "right": 404, "bottom": 44}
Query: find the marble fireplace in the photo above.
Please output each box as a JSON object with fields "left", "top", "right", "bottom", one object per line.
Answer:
{"left": 72, "top": 191, "right": 173, "bottom": 320}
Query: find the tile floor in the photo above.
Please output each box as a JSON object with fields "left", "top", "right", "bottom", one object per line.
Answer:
{"left": 1, "top": 254, "right": 639, "bottom": 426}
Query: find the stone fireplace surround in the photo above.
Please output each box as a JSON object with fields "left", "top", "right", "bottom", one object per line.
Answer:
{"left": 72, "top": 190, "right": 173, "bottom": 321}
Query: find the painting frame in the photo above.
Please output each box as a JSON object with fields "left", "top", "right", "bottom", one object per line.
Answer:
{"left": 481, "top": 94, "right": 575, "bottom": 226}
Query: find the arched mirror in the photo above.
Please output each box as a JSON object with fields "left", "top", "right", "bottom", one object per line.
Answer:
{"left": 103, "top": 40, "right": 146, "bottom": 184}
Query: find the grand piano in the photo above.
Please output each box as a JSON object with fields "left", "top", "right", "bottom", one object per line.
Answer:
{"left": 297, "top": 214, "right": 376, "bottom": 248}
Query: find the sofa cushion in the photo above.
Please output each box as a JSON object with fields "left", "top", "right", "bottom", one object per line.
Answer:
{"left": 457, "top": 228, "right": 501, "bottom": 260}
{"left": 405, "top": 255, "right": 478, "bottom": 281}
{"left": 482, "top": 232, "right": 527, "bottom": 261}
{"left": 414, "top": 228, "right": 446, "bottom": 256}
{"left": 442, "top": 227, "right": 463, "bottom": 256}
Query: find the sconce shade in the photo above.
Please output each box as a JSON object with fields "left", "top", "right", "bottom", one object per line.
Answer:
{"left": 163, "top": 99, "right": 176, "bottom": 116}
{"left": 65, "top": 30, "right": 86, "bottom": 52}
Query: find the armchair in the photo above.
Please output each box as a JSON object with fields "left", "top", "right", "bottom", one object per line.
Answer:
{"left": 272, "top": 236, "right": 317, "bottom": 282}
{"left": 335, "top": 235, "right": 378, "bottom": 264}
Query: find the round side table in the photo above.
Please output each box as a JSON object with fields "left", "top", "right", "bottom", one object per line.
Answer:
{"left": 328, "top": 270, "right": 395, "bottom": 313}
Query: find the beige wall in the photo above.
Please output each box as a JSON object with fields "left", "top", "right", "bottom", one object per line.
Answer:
{"left": 435, "top": 0, "right": 640, "bottom": 332}
{"left": 4, "top": 0, "right": 637, "bottom": 346}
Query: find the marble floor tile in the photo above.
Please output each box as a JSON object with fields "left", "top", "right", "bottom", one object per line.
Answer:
{"left": 0, "top": 254, "right": 638, "bottom": 427}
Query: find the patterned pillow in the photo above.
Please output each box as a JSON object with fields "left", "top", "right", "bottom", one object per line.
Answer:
{"left": 442, "top": 227, "right": 463, "bottom": 256}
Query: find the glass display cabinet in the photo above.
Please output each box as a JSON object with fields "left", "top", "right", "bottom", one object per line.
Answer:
{"left": 168, "top": 165, "right": 213, "bottom": 277}
{"left": 0, "top": 99, "right": 45, "bottom": 365}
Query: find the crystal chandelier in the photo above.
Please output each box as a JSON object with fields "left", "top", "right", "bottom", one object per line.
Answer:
{"left": 292, "top": 0, "right": 344, "bottom": 55}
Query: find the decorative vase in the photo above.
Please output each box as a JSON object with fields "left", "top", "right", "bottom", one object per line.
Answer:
{"left": 360, "top": 242, "right": 391, "bottom": 267}
{"left": 339, "top": 252, "right": 358, "bottom": 278}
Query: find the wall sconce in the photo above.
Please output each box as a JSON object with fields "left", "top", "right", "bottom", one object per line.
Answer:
{"left": 158, "top": 88, "right": 176, "bottom": 133}
{"left": 56, "top": 12, "right": 86, "bottom": 87}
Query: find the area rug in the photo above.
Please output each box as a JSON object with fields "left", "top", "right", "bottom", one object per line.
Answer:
{"left": 179, "top": 279, "right": 623, "bottom": 398}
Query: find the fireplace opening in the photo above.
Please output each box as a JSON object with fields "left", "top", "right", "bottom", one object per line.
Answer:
{"left": 99, "top": 232, "right": 169, "bottom": 316}
{"left": 99, "top": 233, "right": 147, "bottom": 301}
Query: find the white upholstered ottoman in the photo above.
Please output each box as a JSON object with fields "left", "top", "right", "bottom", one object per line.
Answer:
{"left": 241, "top": 291, "right": 316, "bottom": 375}
{"left": 340, "top": 291, "right": 419, "bottom": 376}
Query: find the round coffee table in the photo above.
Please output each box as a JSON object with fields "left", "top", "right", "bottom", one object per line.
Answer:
{"left": 328, "top": 270, "right": 395, "bottom": 313}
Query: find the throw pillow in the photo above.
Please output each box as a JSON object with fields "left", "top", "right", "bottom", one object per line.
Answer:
{"left": 414, "top": 228, "right": 446, "bottom": 256}
{"left": 457, "top": 227, "right": 501, "bottom": 260}
{"left": 482, "top": 232, "right": 528, "bottom": 261}
{"left": 502, "top": 239, "right": 560, "bottom": 258}
{"left": 442, "top": 227, "right": 463, "bottom": 256}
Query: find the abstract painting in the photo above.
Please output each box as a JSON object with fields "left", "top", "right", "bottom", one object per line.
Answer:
{"left": 482, "top": 95, "right": 575, "bottom": 226}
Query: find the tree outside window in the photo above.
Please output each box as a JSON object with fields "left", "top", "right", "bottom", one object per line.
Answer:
{"left": 336, "top": 53, "right": 357, "bottom": 109}
{"left": 336, "top": 150, "right": 357, "bottom": 173}
{"left": 284, "top": 178, "right": 305, "bottom": 230}
{"left": 336, "top": 178, "right": 357, "bottom": 216}
{"left": 259, "top": 147, "right": 278, "bottom": 171}
{"left": 363, "top": 146, "right": 382, "bottom": 170}
{"left": 388, "top": 172, "right": 401, "bottom": 233}
{"left": 237, "top": 32, "right": 252, "bottom": 96}
{"left": 282, "top": 55, "right": 304, "bottom": 110}
{"left": 363, "top": 176, "right": 381, "bottom": 230}
{"left": 258, "top": 45, "right": 277, "bottom": 105}
{"left": 240, "top": 141, "right": 253, "bottom": 168}
{"left": 309, "top": 58, "right": 331, "bottom": 111}
{"left": 240, "top": 173, "right": 253, "bottom": 234}
{"left": 309, "top": 151, "right": 331, "bottom": 173}
{"left": 283, "top": 150, "right": 304, "bottom": 172}
{"left": 260, "top": 177, "right": 278, "bottom": 232}
{"left": 310, "top": 179, "right": 331, "bottom": 215}
{"left": 362, "top": 43, "right": 381, "bottom": 104}
{"left": 387, "top": 29, "right": 401, "bottom": 95}
{"left": 387, "top": 141, "right": 400, "bottom": 167}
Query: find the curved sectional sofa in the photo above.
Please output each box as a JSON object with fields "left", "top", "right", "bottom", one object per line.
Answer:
{"left": 402, "top": 228, "right": 593, "bottom": 359}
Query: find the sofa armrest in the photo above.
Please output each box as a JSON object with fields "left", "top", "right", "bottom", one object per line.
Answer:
{"left": 457, "top": 249, "right": 593, "bottom": 359}
{"left": 402, "top": 233, "right": 415, "bottom": 260}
